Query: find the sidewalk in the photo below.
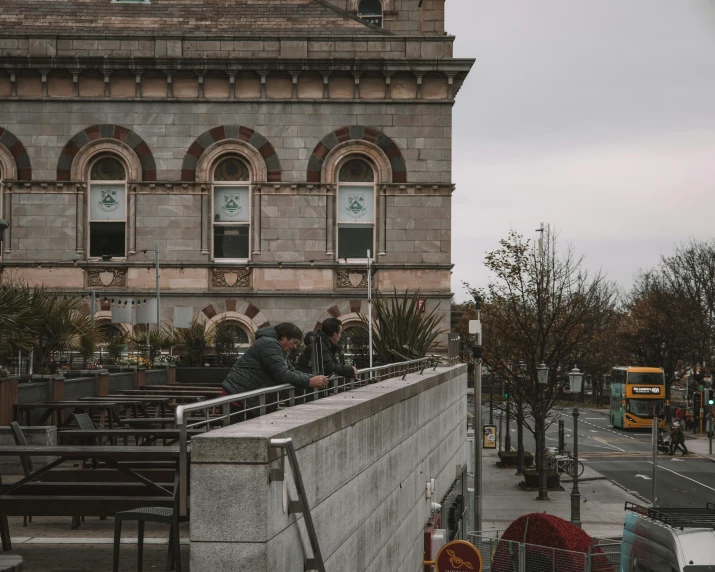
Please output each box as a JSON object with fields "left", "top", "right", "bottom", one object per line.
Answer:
{"left": 481, "top": 448, "right": 640, "bottom": 539}
{"left": 684, "top": 433, "right": 715, "bottom": 460}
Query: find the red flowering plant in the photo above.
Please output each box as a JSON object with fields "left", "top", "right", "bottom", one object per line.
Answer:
{"left": 491, "top": 513, "right": 612, "bottom": 572}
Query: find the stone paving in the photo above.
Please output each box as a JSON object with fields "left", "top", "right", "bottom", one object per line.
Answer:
{"left": 481, "top": 448, "right": 641, "bottom": 539}
{"left": 2, "top": 514, "right": 189, "bottom": 571}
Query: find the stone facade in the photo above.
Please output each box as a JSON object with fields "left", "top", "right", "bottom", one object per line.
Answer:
{"left": 0, "top": 0, "right": 472, "bottom": 344}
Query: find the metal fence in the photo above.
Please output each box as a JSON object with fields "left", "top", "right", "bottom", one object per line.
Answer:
{"left": 466, "top": 533, "right": 621, "bottom": 572}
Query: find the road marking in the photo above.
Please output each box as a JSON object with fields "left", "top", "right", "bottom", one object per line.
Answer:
{"left": 635, "top": 474, "right": 652, "bottom": 480}
{"left": 585, "top": 417, "right": 603, "bottom": 420}
{"left": 592, "top": 437, "right": 627, "bottom": 452}
{"left": 590, "top": 430, "right": 599, "bottom": 433}
{"left": 670, "top": 458, "right": 685, "bottom": 462}
{"left": 647, "top": 461, "right": 715, "bottom": 493}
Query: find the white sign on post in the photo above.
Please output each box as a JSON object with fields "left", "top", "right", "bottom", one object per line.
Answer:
{"left": 468, "top": 319, "right": 482, "bottom": 336}
{"left": 136, "top": 298, "right": 158, "bottom": 325}
{"left": 173, "top": 306, "right": 194, "bottom": 329}
{"left": 111, "top": 301, "right": 133, "bottom": 324}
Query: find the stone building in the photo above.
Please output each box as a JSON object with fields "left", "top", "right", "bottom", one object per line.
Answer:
{"left": 0, "top": 0, "right": 472, "bottom": 347}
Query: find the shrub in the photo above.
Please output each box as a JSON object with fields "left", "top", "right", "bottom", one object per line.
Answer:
{"left": 520, "top": 469, "right": 560, "bottom": 490}
{"left": 492, "top": 513, "right": 594, "bottom": 572}
{"left": 497, "top": 451, "right": 533, "bottom": 467}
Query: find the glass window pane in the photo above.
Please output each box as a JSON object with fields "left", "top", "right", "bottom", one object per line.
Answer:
{"left": 90, "top": 222, "right": 125, "bottom": 258}
{"left": 338, "top": 185, "right": 375, "bottom": 223}
{"left": 338, "top": 225, "right": 373, "bottom": 259}
{"left": 90, "top": 157, "right": 126, "bottom": 181}
{"left": 90, "top": 184, "right": 126, "bottom": 221}
{"left": 339, "top": 159, "right": 375, "bottom": 182}
{"left": 214, "top": 225, "right": 249, "bottom": 259}
{"left": 214, "top": 157, "right": 250, "bottom": 182}
{"left": 214, "top": 186, "right": 250, "bottom": 223}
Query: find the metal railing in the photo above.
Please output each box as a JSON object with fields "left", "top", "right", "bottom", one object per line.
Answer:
{"left": 467, "top": 532, "right": 621, "bottom": 572}
{"left": 175, "top": 356, "right": 438, "bottom": 515}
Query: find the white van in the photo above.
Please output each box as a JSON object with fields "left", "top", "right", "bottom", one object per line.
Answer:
{"left": 621, "top": 502, "right": 715, "bottom": 572}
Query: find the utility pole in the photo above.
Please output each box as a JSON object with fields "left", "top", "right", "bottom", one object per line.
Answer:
{"left": 367, "top": 250, "right": 373, "bottom": 369}
{"left": 472, "top": 295, "right": 482, "bottom": 534}
{"left": 516, "top": 396, "right": 525, "bottom": 475}
{"left": 489, "top": 377, "right": 494, "bottom": 425}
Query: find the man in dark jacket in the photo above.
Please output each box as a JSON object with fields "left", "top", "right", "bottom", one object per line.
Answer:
{"left": 297, "top": 318, "right": 358, "bottom": 379}
{"left": 221, "top": 323, "right": 328, "bottom": 422}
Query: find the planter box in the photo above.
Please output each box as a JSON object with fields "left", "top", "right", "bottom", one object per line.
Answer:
{"left": 497, "top": 450, "right": 534, "bottom": 468}
{"left": 519, "top": 469, "right": 561, "bottom": 490}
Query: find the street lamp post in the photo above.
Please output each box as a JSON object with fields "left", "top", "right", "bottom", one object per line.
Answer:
{"left": 516, "top": 394, "right": 525, "bottom": 475}
{"left": 504, "top": 381, "right": 511, "bottom": 452}
{"left": 568, "top": 366, "right": 584, "bottom": 527}
{"left": 537, "top": 362, "right": 549, "bottom": 500}
{"left": 472, "top": 294, "right": 483, "bottom": 534}
{"left": 489, "top": 377, "right": 494, "bottom": 425}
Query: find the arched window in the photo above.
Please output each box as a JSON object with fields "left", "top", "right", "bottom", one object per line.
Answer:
{"left": 88, "top": 155, "right": 127, "bottom": 258}
{"left": 358, "top": 0, "right": 383, "bottom": 27}
{"left": 212, "top": 156, "right": 251, "bottom": 260}
{"left": 337, "top": 157, "right": 376, "bottom": 261}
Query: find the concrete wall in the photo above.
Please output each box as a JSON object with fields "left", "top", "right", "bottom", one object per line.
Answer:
{"left": 189, "top": 363, "right": 467, "bottom": 571}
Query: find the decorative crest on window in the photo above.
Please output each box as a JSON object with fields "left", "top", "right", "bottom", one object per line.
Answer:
{"left": 214, "top": 157, "right": 250, "bottom": 182}
{"left": 90, "top": 157, "right": 126, "bottom": 181}
{"left": 339, "top": 159, "right": 375, "bottom": 183}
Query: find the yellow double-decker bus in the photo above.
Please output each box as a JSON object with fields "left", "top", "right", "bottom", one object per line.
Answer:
{"left": 609, "top": 367, "right": 667, "bottom": 429}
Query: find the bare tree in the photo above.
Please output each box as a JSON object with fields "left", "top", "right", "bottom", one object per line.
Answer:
{"left": 466, "top": 228, "right": 618, "bottom": 489}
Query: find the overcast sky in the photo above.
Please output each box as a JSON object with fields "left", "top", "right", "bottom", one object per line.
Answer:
{"left": 446, "top": 0, "right": 715, "bottom": 301}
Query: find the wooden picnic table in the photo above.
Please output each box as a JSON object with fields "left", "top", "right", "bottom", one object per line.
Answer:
{"left": 13, "top": 401, "right": 124, "bottom": 428}
{"left": 80, "top": 395, "right": 172, "bottom": 418}
{"left": 0, "top": 445, "right": 184, "bottom": 551}
{"left": 60, "top": 428, "right": 207, "bottom": 446}
{"left": 119, "top": 417, "right": 176, "bottom": 429}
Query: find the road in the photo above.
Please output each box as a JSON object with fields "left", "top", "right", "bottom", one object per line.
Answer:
{"left": 487, "top": 404, "right": 715, "bottom": 509}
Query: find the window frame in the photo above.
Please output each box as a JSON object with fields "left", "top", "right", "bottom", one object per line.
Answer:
{"left": 336, "top": 157, "right": 377, "bottom": 264}
{"left": 87, "top": 155, "right": 128, "bottom": 261}
{"left": 358, "top": 0, "right": 383, "bottom": 27}
{"left": 211, "top": 155, "right": 252, "bottom": 263}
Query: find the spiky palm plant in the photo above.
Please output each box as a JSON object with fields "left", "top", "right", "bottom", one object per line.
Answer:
{"left": 173, "top": 317, "right": 215, "bottom": 366}
{"left": 74, "top": 322, "right": 107, "bottom": 366}
{"left": 130, "top": 327, "right": 174, "bottom": 362}
{"left": 0, "top": 277, "right": 44, "bottom": 357}
{"left": 361, "top": 289, "right": 446, "bottom": 364}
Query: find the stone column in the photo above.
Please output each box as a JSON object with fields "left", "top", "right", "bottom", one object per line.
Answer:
{"left": 384, "top": 71, "right": 394, "bottom": 100}
{"left": 321, "top": 72, "right": 331, "bottom": 99}
{"left": 258, "top": 72, "right": 268, "bottom": 99}
{"left": 291, "top": 72, "right": 299, "bottom": 99}
{"left": 2, "top": 185, "right": 11, "bottom": 253}
{"left": 200, "top": 185, "right": 210, "bottom": 255}
{"left": 228, "top": 73, "right": 236, "bottom": 99}
{"left": 326, "top": 184, "right": 335, "bottom": 256}
{"left": 75, "top": 183, "right": 85, "bottom": 255}
{"left": 197, "top": 74, "right": 204, "bottom": 99}
{"left": 128, "top": 184, "right": 137, "bottom": 255}
{"left": 166, "top": 71, "right": 174, "bottom": 98}
{"left": 40, "top": 70, "right": 49, "bottom": 97}
{"left": 252, "top": 184, "right": 262, "bottom": 256}
{"left": 0, "top": 377, "right": 19, "bottom": 426}
{"left": 72, "top": 71, "right": 79, "bottom": 97}
{"left": 378, "top": 185, "right": 387, "bottom": 256}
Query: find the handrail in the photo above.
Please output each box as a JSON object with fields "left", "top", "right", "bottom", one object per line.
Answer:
{"left": 175, "top": 356, "right": 438, "bottom": 515}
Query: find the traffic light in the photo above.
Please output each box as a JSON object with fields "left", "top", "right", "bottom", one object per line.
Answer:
{"left": 707, "top": 389, "right": 714, "bottom": 406}
{"left": 504, "top": 389, "right": 509, "bottom": 399}
{"left": 694, "top": 392, "right": 702, "bottom": 411}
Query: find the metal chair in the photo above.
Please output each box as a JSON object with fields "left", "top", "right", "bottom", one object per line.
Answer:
{"left": 112, "top": 481, "right": 186, "bottom": 572}
{"left": 9, "top": 422, "right": 33, "bottom": 527}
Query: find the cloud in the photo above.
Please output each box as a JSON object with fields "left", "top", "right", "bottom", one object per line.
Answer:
{"left": 446, "top": 0, "right": 715, "bottom": 300}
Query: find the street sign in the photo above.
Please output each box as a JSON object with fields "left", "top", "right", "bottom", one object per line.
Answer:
{"left": 436, "top": 540, "right": 483, "bottom": 572}
{"left": 468, "top": 319, "right": 482, "bottom": 335}
{"left": 483, "top": 425, "right": 497, "bottom": 449}
{"left": 699, "top": 385, "right": 705, "bottom": 391}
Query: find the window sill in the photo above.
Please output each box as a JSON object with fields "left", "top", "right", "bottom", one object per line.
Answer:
{"left": 338, "top": 259, "right": 373, "bottom": 264}
{"left": 212, "top": 259, "right": 250, "bottom": 265}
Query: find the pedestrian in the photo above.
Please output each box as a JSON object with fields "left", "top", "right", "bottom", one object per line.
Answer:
{"left": 685, "top": 407, "right": 694, "bottom": 431}
{"left": 221, "top": 322, "right": 329, "bottom": 423}
{"left": 297, "top": 318, "right": 359, "bottom": 379}
{"left": 670, "top": 422, "right": 689, "bottom": 456}
{"left": 676, "top": 406, "right": 685, "bottom": 422}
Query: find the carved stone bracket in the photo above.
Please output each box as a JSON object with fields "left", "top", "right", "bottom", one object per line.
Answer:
{"left": 86, "top": 268, "right": 128, "bottom": 288}
{"left": 211, "top": 267, "right": 252, "bottom": 289}
{"left": 336, "top": 269, "right": 375, "bottom": 289}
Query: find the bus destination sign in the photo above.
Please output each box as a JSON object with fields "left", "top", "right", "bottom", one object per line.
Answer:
{"left": 631, "top": 386, "right": 661, "bottom": 395}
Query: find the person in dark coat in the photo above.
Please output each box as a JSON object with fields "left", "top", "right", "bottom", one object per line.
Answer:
{"left": 221, "top": 323, "right": 328, "bottom": 422}
{"left": 297, "top": 318, "right": 359, "bottom": 379}
{"left": 669, "top": 422, "right": 689, "bottom": 456}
